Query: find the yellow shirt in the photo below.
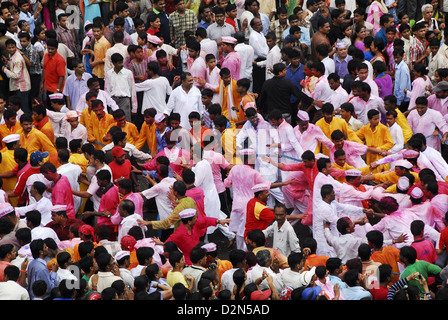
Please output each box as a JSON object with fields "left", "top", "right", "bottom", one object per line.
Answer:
{"left": 373, "top": 171, "right": 420, "bottom": 192}
{"left": 356, "top": 123, "right": 394, "bottom": 166}
{"left": 34, "top": 118, "right": 55, "bottom": 144}
{"left": 395, "top": 108, "right": 413, "bottom": 143}
{"left": 92, "top": 36, "right": 111, "bottom": 79}
{"left": 0, "top": 122, "right": 21, "bottom": 149}
{"left": 331, "top": 162, "right": 371, "bottom": 183}
{"left": 69, "top": 153, "right": 89, "bottom": 173}
{"left": 0, "top": 149, "right": 18, "bottom": 206}
{"left": 315, "top": 116, "right": 363, "bottom": 156}
{"left": 105, "top": 121, "right": 140, "bottom": 146}
{"left": 221, "top": 127, "right": 242, "bottom": 166}
{"left": 20, "top": 127, "right": 57, "bottom": 155}
{"left": 134, "top": 121, "right": 157, "bottom": 156}
{"left": 87, "top": 113, "right": 115, "bottom": 150}
{"left": 80, "top": 108, "right": 92, "bottom": 129}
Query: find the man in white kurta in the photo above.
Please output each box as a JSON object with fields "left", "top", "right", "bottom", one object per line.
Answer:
{"left": 163, "top": 74, "right": 203, "bottom": 130}
{"left": 236, "top": 112, "right": 283, "bottom": 206}
{"left": 269, "top": 114, "right": 303, "bottom": 181}
{"left": 313, "top": 184, "right": 366, "bottom": 256}
{"left": 192, "top": 157, "right": 234, "bottom": 241}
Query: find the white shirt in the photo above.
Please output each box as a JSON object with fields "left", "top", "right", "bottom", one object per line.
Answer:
{"left": 324, "top": 228, "right": 366, "bottom": 264}
{"left": 87, "top": 165, "right": 113, "bottom": 212}
{"left": 422, "top": 146, "right": 448, "bottom": 181}
{"left": 249, "top": 30, "right": 269, "bottom": 60}
{"left": 31, "top": 226, "right": 60, "bottom": 243}
{"left": 322, "top": 56, "right": 335, "bottom": 76}
{"left": 0, "top": 281, "right": 30, "bottom": 300}
{"left": 60, "top": 122, "right": 88, "bottom": 145}
{"left": 313, "top": 199, "right": 364, "bottom": 256}
{"left": 262, "top": 220, "right": 301, "bottom": 257}
{"left": 102, "top": 142, "right": 152, "bottom": 162}
{"left": 15, "top": 196, "right": 53, "bottom": 225}
{"left": 164, "top": 85, "right": 203, "bottom": 130}
{"left": 256, "top": 44, "right": 282, "bottom": 80}
{"left": 250, "top": 265, "right": 284, "bottom": 293}
{"left": 235, "top": 43, "right": 254, "bottom": 79}
{"left": 200, "top": 38, "right": 218, "bottom": 59}
{"left": 130, "top": 264, "right": 145, "bottom": 279}
{"left": 220, "top": 268, "right": 238, "bottom": 292}
{"left": 387, "top": 122, "right": 404, "bottom": 153}
{"left": 57, "top": 268, "right": 79, "bottom": 284}
{"left": 141, "top": 177, "right": 176, "bottom": 224}
{"left": 331, "top": 86, "right": 349, "bottom": 109}
{"left": 118, "top": 213, "right": 147, "bottom": 243}
{"left": 75, "top": 89, "right": 119, "bottom": 113}
{"left": 135, "top": 76, "right": 172, "bottom": 114}
{"left": 104, "top": 43, "right": 129, "bottom": 73}
{"left": 280, "top": 268, "right": 303, "bottom": 289}
{"left": 104, "top": 67, "right": 138, "bottom": 113}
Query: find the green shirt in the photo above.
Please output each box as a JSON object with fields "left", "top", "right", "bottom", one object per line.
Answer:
{"left": 399, "top": 260, "right": 442, "bottom": 297}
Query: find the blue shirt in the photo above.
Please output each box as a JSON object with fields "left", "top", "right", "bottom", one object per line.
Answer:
{"left": 375, "top": 28, "right": 387, "bottom": 46}
{"left": 282, "top": 26, "right": 311, "bottom": 46}
{"left": 27, "top": 258, "right": 59, "bottom": 300}
{"left": 156, "top": 127, "right": 171, "bottom": 153}
{"left": 285, "top": 63, "right": 305, "bottom": 103}
{"left": 19, "top": 11, "right": 37, "bottom": 34}
{"left": 334, "top": 55, "right": 352, "bottom": 79}
{"left": 62, "top": 72, "right": 92, "bottom": 109}
{"left": 197, "top": 20, "right": 210, "bottom": 30}
{"left": 341, "top": 286, "right": 373, "bottom": 300}
{"left": 363, "top": 50, "right": 374, "bottom": 61}
{"left": 394, "top": 60, "right": 411, "bottom": 105}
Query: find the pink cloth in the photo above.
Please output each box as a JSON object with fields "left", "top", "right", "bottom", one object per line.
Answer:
{"left": 411, "top": 239, "right": 438, "bottom": 263}
{"left": 366, "top": 2, "right": 385, "bottom": 33}
{"left": 53, "top": 175, "right": 76, "bottom": 219}
{"left": 203, "top": 150, "right": 230, "bottom": 194}
{"left": 348, "top": 94, "right": 384, "bottom": 125}
{"left": 329, "top": 140, "right": 368, "bottom": 168}
{"left": 185, "top": 186, "right": 207, "bottom": 221}
{"left": 144, "top": 147, "right": 191, "bottom": 177}
{"left": 293, "top": 123, "right": 334, "bottom": 154}
{"left": 408, "top": 76, "right": 432, "bottom": 109}
{"left": 97, "top": 184, "right": 119, "bottom": 226}
{"left": 187, "top": 56, "right": 208, "bottom": 87}
{"left": 407, "top": 108, "right": 448, "bottom": 152}
{"left": 428, "top": 93, "right": 448, "bottom": 117}
{"left": 223, "top": 164, "right": 272, "bottom": 236}
{"left": 219, "top": 51, "right": 241, "bottom": 81}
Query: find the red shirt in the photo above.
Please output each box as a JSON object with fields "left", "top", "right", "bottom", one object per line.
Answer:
{"left": 166, "top": 216, "right": 217, "bottom": 265}
{"left": 109, "top": 159, "right": 132, "bottom": 182}
{"left": 369, "top": 282, "right": 389, "bottom": 300}
{"left": 43, "top": 51, "right": 66, "bottom": 92}
{"left": 45, "top": 218, "right": 85, "bottom": 241}
{"left": 440, "top": 226, "right": 448, "bottom": 255}
{"left": 244, "top": 197, "right": 274, "bottom": 239}
{"left": 14, "top": 166, "right": 42, "bottom": 204}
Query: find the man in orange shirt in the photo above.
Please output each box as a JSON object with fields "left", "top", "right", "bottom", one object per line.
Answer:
{"left": 134, "top": 108, "right": 157, "bottom": 156}
{"left": 302, "top": 237, "right": 329, "bottom": 270}
{"left": 366, "top": 230, "right": 402, "bottom": 283}
{"left": 188, "top": 111, "right": 214, "bottom": 149}
{"left": 103, "top": 109, "right": 139, "bottom": 146}
{"left": 32, "top": 103, "right": 55, "bottom": 144}
{"left": 0, "top": 109, "right": 21, "bottom": 149}
{"left": 87, "top": 99, "right": 115, "bottom": 149}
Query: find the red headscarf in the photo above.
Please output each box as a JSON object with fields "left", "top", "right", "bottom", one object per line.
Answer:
{"left": 79, "top": 224, "right": 96, "bottom": 242}
{"left": 121, "top": 235, "right": 137, "bottom": 251}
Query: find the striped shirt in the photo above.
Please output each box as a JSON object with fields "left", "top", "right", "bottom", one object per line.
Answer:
{"left": 3, "top": 51, "right": 31, "bottom": 92}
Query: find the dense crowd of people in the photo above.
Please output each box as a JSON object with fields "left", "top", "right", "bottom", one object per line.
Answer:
{"left": 0, "top": 0, "right": 447, "bottom": 303}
